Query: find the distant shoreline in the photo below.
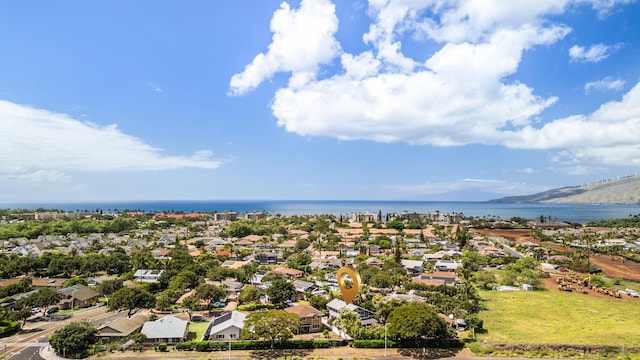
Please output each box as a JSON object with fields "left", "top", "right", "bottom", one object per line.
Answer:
{"left": 2, "top": 200, "right": 639, "bottom": 224}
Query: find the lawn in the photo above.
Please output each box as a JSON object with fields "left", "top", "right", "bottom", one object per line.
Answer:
{"left": 186, "top": 321, "right": 210, "bottom": 341}
{"left": 478, "top": 290, "right": 640, "bottom": 347}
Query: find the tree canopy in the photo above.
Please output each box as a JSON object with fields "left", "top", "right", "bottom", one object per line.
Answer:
{"left": 108, "top": 287, "right": 156, "bottom": 318}
{"left": 242, "top": 310, "right": 300, "bottom": 346}
{"left": 386, "top": 303, "right": 451, "bottom": 341}
{"left": 265, "top": 279, "right": 295, "bottom": 305}
{"left": 49, "top": 321, "right": 98, "bottom": 359}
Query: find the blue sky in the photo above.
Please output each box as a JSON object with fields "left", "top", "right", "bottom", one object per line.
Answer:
{"left": 1, "top": 0, "right": 639, "bottom": 202}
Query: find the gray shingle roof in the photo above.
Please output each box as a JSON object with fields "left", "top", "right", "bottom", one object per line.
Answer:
{"left": 140, "top": 316, "right": 188, "bottom": 340}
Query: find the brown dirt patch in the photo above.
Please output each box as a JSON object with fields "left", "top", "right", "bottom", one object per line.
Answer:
{"left": 475, "top": 228, "right": 640, "bottom": 283}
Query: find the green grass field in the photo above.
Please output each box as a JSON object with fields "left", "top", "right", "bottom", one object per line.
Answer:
{"left": 478, "top": 290, "right": 640, "bottom": 347}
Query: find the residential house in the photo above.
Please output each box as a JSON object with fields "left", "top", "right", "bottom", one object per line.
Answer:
{"left": 150, "top": 248, "right": 170, "bottom": 259}
{"left": 434, "top": 260, "right": 462, "bottom": 272}
{"left": 423, "top": 252, "right": 446, "bottom": 262}
{"left": 85, "top": 274, "right": 119, "bottom": 288}
{"left": 326, "top": 299, "right": 377, "bottom": 326}
{"left": 58, "top": 284, "right": 101, "bottom": 309}
{"left": 412, "top": 271, "right": 457, "bottom": 286}
{"left": 309, "top": 257, "right": 342, "bottom": 271}
{"left": 0, "top": 289, "right": 39, "bottom": 311}
{"left": 285, "top": 305, "right": 324, "bottom": 334}
{"left": 292, "top": 280, "right": 322, "bottom": 300}
{"left": 256, "top": 252, "right": 278, "bottom": 265}
{"left": 289, "top": 229, "right": 309, "bottom": 238}
{"left": 140, "top": 315, "right": 189, "bottom": 345}
{"left": 400, "top": 259, "right": 424, "bottom": 275}
{"left": 364, "top": 257, "right": 384, "bottom": 268}
{"left": 272, "top": 267, "right": 304, "bottom": 279}
{"left": 368, "top": 244, "right": 382, "bottom": 256}
{"left": 32, "top": 278, "right": 67, "bottom": 289}
{"left": 97, "top": 315, "right": 147, "bottom": 343}
{"left": 203, "top": 311, "right": 246, "bottom": 341}
{"left": 134, "top": 269, "right": 164, "bottom": 283}
{"left": 220, "top": 280, "right": 244, "bottom": 301}
{"left": 479, "top": 246, "right": 506, "bottom": 258}
{"left": 221, "top": 260, "right": 251, "bottom": 270}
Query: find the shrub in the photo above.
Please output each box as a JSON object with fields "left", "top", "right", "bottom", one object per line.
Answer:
{"left": 175, "top": 342, "right": 195, "bottom": 351}
{"left": 0, "top": 320, "right": 20, "bottom": 338}
{"left": 156, "top": 343, "right": 167, "bottom": 352}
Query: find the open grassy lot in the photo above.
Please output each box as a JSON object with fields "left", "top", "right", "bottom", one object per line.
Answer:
{"left": 478, "top": 290, "right": 640, "bottom": 347}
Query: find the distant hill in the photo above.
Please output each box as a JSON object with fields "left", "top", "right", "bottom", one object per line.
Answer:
{"left": 490, "top": 175, "right": 640, "bottom": 204}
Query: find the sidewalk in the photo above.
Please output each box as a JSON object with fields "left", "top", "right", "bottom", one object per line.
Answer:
{"left": 39, "top": 344, "right": 73, "bottom": 360}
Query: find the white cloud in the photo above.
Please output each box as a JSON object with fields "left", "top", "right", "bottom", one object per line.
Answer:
{"left": 0, "top": 100, "right": 224, "bottom": 184}
{"left": 228, "top": 0, "right": 341, "bottom": 95}
{"left": 569, "top": 43, "right": 617, "bottom": 63}
{"left": 148, "top": 82, "right": 162, "bottom": 93}
{"left": 505, "top": 82, "right": 640, "bottom": 165}
{"left": 517, "top": 167, "right": 537, "bottom": 174}
{"left": 580, "top": 0, "right": 637, "bottom": 18}
{"left": 584, "top": 77, "right": 625, "bottom": 93}
{"left": 232, "top": 0, "right": 637, "bottom": 168}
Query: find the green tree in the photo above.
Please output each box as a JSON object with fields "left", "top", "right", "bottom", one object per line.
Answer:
{"left": 108, "top": 287, "right": 156, "bottom": 318}
{"left": 331, "top": 308, "right": 360, "bottom": 335}
{"left": 98, "top": 278, "right": 123, "bottom": 296}
{"left": 242, "top": 310, "right": 300, "bottom": 347}
{"left": 308, "top": 294, "right": 329, "bottom": 311}
{"left": 472, "top": 270, "right": 498, "bottom": 290}
{"left": 49, "top": 321, "right": 97, "bottom": 359}
{"left": 8, "top": 305, "right": 32, "bottom": 327}
{"left": 20, "top": 288, "right": 62, "bottom": 315}
{"left": 286, "top": 252, "right": 312, "bottom": 272}
{"left": 386, "top": 303, "right": 450, "bottom": 341}
{"left": 386, "top": 219, "right": 404, "bottom": 231}
{"left": 182, "top": 295, "right": 200, "bottom": 320}
{"left": 455, "top": 224, "right": 472, "bottom": 248}
{"left": 294, "top": 238, "right": 310, "bottom": 252}
{"left": 238, "top": 285, "right": 263, "bottom": 304}
{"left": 266, "top": 279, "right": 296, "bottom": 306}
{"left": 195, "top": 284, "right": 227, "bottom": 310}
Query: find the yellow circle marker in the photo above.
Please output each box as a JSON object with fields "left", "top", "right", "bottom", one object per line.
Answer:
{"left": 336, "top": 266, "right": 361, "bottom": 305}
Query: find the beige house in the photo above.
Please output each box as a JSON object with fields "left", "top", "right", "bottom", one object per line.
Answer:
{"left": 97, "top": 315, "right": 147, "bottom": 343}
{"left": 285, "top": 305, "right": 324, "bottom": 334}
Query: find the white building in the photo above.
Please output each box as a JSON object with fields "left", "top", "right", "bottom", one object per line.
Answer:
{"left": 204, "top": 311, "right": 246, "bottom": 341}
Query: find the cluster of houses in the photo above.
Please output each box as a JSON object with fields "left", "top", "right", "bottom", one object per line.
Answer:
{"left": 0, "top": 210, "right": 486, "bottom": 346}
{"left": 0, "top": 278, "right": 101, "bottom": 311}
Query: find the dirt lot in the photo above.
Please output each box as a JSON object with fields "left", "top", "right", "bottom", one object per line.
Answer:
{"left": 474, "top": 229, "right": 640, "bottom": 282}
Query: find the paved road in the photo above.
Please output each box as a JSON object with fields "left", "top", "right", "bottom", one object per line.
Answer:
{"left": 0, "top": 306, "right": 128, "bottom": 360}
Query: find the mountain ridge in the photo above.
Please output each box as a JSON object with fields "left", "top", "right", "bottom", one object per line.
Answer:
{"left": 490, "top": 174, "right": 640, "bottom": 204}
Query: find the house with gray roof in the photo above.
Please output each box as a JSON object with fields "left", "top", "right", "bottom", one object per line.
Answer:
{"left": 326, "top": 299, "right": 377, "bottom": 326}
{"left": 140, "top": 315, "right": 189, "bottom": 345}
{"left": 203, "top": 311, "right": 246, "bottom": 341}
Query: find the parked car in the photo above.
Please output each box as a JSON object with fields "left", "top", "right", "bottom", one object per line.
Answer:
{"left": 47, "top": 306, "right": 59, "bottom": 314}
{"left": 31, "top": 307, "right": 40, "bottom": 313}
{"left": 191, "top": 315, "right": 206, "bottom": 322}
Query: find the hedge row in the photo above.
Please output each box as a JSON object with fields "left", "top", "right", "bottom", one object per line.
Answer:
{"left": 353, "top": 339, "right": 464, "bottom": 349}
{"left": 175, "top": 339, "right": 346, "bottom": 352}
{"left": 0, "top": 320, "right": 20, "bottom": 338}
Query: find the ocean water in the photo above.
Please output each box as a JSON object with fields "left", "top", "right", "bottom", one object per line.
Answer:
{"left": 2, "top": 200, "right": 640, "bottom": 224}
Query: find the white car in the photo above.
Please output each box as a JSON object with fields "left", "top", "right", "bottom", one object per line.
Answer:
{"left": 625, "top": 288, "right": 639, "bottom": 297}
